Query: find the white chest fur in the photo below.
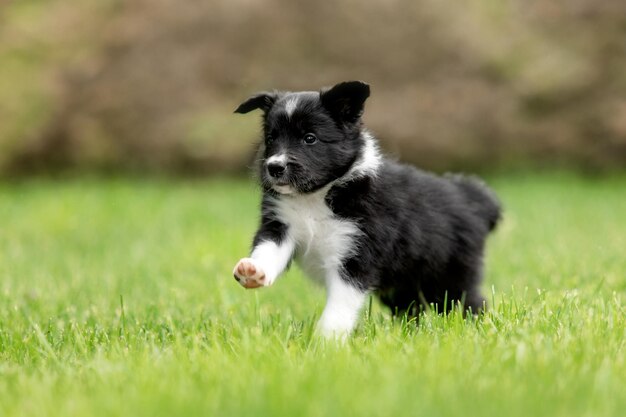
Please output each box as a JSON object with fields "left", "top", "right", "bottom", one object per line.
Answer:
{"left": 272, "top": 188, "right": 361, "bottom": 284}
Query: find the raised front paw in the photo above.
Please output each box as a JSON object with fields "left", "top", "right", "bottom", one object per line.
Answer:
{"left": 233, "top": 258, "right": 268, "bottom": 289}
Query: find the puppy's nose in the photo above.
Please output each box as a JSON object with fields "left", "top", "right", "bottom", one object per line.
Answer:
{"left": 267, "top": 162, "right": 286, "bottom": 178}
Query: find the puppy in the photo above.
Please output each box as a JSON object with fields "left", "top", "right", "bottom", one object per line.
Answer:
{"left": 233, "top": 81, "right": 501, "bottom": 338}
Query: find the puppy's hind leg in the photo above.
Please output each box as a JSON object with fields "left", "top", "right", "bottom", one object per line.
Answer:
{"left": 463, "top": 290, "right": 486, "bottom": 315}
{"left": 317, "top": 272, "right": 368, "bottom": 339}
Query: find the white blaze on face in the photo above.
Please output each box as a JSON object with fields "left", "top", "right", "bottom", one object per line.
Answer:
{"left": 284, "top": 96, "right": 299, "bottom": 117}
{"left": 266, "top": 153, "right": 287, "bottom": 165}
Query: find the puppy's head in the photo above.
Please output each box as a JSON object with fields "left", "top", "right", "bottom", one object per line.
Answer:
{"left": 235, "top": 81, "right": 370, "bottom": 194}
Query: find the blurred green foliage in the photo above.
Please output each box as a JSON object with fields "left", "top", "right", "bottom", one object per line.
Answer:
{"left": 1, "top": 0, "right": 625, "bottom": 175}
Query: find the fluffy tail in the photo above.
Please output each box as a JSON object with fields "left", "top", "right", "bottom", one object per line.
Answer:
{"left": 447, "top": 174, "right": 502, "bottom": 231}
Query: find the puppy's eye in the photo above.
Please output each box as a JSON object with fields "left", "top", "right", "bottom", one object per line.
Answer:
{"left": 303, "top": 133, "right": 317, "bottom": 145}
{"left": 265, "top": 132, "right": 275, "bottom": 143}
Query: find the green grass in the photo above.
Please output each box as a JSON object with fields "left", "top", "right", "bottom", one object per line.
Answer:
{"left": 0, "top": 173, "right": 625, "bottom": 417}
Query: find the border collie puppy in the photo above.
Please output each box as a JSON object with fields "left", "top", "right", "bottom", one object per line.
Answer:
{"left": 233, "top": 81, "right": 501, "bottom": 338}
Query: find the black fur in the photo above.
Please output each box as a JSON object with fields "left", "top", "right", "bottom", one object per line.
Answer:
{"left": 235, "top": 81, "right": 501, "bottom": 316}
{"left": 327, "top": 168, "right": 499, "bottom": 314}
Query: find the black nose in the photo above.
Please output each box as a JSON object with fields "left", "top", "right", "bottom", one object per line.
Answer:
{"left": 267, "top": 162, "right": 286, "bottom": 178}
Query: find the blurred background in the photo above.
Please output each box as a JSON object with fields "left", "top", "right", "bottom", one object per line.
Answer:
{"left": 1, "top": 0, "right": 625, "bottom": 176}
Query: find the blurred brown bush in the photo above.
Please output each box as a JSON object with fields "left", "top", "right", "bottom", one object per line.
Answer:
{"left": 1, "top": 0, "right": 625, "bottom": 175}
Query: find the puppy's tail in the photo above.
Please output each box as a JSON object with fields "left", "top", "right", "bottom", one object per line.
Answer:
{"left": 447, "top": 174, "right": 502, "bottom": 232}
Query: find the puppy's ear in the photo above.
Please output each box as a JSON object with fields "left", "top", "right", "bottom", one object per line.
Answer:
{"left": 320, "top": 81, "right": 370, "bottom": 123}
{"left": 234, "top": 92, "right": 278, "bottom": 114}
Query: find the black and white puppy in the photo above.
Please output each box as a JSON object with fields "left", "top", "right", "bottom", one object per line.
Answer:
{"left": 233, "top": 81, "right": 501, "bottom": 338}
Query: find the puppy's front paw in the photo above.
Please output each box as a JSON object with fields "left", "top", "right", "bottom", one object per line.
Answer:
{"left": 233, "top": 258, "right": 267, "bottom": 289}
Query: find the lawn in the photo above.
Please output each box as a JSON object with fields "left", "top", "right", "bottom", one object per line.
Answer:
{"left": 0, "top": 173, "right": 625, "bottom": 417}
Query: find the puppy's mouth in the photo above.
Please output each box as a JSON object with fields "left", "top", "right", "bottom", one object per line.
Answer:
{"left": 272, "top": 182, "right": 295, "bottom": 195}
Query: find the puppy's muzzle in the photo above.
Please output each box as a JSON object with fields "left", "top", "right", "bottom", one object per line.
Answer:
{"left": 267, "top": 161, "right": 286, "bottom": 178}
